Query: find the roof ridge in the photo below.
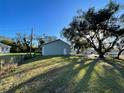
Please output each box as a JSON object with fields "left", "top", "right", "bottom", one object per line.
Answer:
{"left": 0, "top": 42, "right": 11, "bottom": 47}
{"left": 43, "top": 39, "right": 70, "bottom": 46}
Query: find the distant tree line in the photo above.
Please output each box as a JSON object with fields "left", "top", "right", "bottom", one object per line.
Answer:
{"left": 0, "top": 33, "right": 57, "bottom": 54}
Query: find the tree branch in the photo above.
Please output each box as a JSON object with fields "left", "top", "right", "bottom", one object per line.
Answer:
{"left": 104, "top": 36, "right": 119, "bottom": 53}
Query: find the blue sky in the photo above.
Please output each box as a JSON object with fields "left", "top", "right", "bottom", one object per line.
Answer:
{"left": 0, "top": 0, "right": 124, "bottom": 39}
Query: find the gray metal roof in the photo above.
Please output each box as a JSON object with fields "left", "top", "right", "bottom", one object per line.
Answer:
{"left": 0, "top": 43, "right": 11, "bottom": 47}
{"left": 43, "top": 39, "right": 70, "bottom": 46}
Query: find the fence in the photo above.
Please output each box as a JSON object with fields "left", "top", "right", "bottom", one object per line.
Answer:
{"left": 0, "top": 54, "right": 29, "bottom": 70}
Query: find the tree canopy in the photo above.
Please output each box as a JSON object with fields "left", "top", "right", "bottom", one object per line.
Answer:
{"left": 62, "top": 1, "right": 124, "bottom": 58}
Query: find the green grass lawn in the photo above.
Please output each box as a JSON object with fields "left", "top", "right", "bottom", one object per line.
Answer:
{"left": 0, "top": 53, "right": 26, "bottom": 56}
{"left": 0, "top": 56, "right": 124, "bottom": 93}
{"left": 0, "top": 53, "right": 38, "bottom": 56}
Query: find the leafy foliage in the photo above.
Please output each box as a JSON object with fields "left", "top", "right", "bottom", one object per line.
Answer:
{"left": 62, "top": 1, "right": 124, "bottom": 58}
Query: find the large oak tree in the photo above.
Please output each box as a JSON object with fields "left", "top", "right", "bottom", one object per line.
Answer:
{"left": 62, "top": 1, "right": 124, "bottom": 58}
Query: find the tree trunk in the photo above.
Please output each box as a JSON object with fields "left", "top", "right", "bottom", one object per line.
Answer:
{"left": 99, "top": 53, "right": 104, "bottom": 59}
{"left": 98, "top": 51, "right": 105, "bottom": 59}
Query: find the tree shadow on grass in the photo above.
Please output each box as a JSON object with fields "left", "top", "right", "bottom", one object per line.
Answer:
{"left": 95, "top": 67, "right": 124, "bottom": 93}
{"left": 73, "top": 58, "right": 99, "bottom": 93}
{"left": 104, "top": 59, "right": 124, "bottom": 78}
{"left": 5, "top": 57, "right": 97, "bottom": 93}
{"left": 5, "top": 56, "right": 83, "bottom": 93}
{"left": 1, "top": 60, "right": 62, "bottom": 80}
{"left": 1, "top": 56, "right": 73, "bottom": 79}
{"left": 90, "top": 59, "right": 124, "bottom": 93}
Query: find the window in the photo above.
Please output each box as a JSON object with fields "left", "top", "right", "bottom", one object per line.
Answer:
{"left": 6, "top": 48, "right": 8, "bottom": 51}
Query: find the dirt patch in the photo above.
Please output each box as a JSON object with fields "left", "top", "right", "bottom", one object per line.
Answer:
{"left": 120, "top": 55, "right": 124, "bottom": 60}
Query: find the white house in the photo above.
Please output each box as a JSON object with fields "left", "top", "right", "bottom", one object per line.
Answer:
{"left": 42, "top": 39, "right": 71, "bottom": 56}
{"left": 0, "top": 43, "right": 11, "bottom": 53}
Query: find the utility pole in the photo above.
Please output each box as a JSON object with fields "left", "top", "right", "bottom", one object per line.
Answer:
{"left": 30, "top": 28, "right": 33, "bottom": 56}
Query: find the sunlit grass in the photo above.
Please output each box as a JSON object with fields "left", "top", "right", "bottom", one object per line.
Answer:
{"left": 0, "top": 53, "right": 27, "bottom": 56}
{"left": 0, "top": 56, "right": 124, "bottom": 93}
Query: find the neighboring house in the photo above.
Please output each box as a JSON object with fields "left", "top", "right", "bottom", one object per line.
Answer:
{"left": 107, "top": 49, "right": 124, "bottom": 57}
{"left": 83, "top": 48, "right": 97, "bottom": 55}
{"left": 0, "top": 43, "right": 11, "bottom": 53}
{"left": 83, "top": 48, "right": 124, "bottom": 57}
{"left": 42, "top": 39, "right": 71, "bottom": 56}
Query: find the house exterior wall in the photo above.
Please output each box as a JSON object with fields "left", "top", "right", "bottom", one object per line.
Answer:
{"left": 42, "top": 40, "right": 71, "bottom": 56}
{"left": 108, "top": 49, "right": 124, "bottom": 56}
{"left": 82, "top": 48, "right": 124, "bottom": 57}
{"left": 0, "top": 46, "right": 11, "bottom": 53}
